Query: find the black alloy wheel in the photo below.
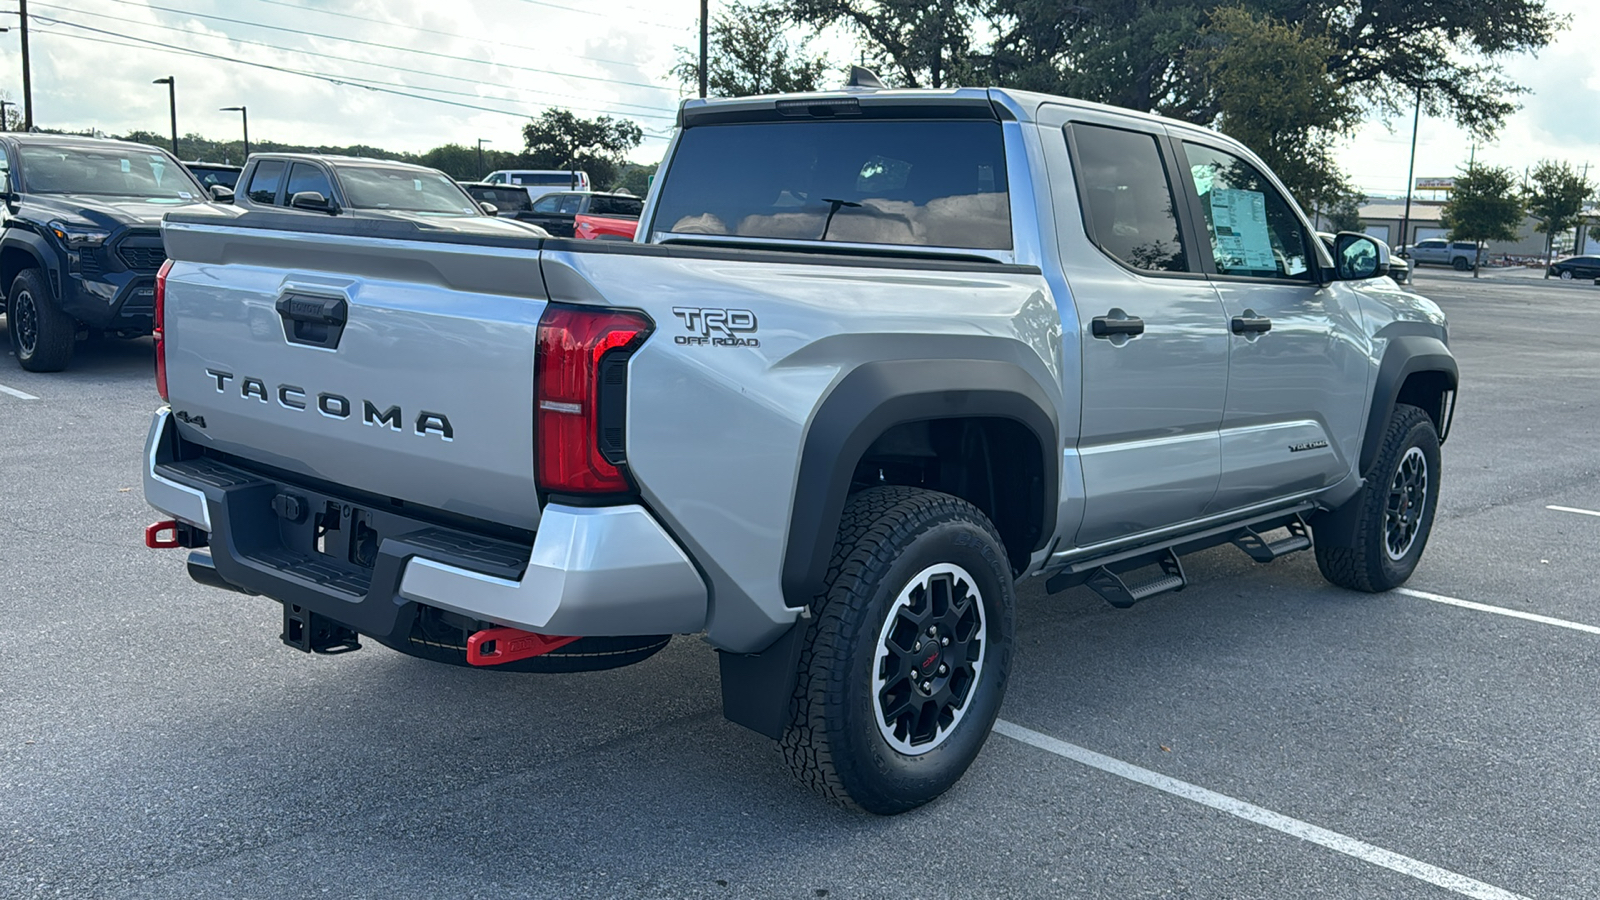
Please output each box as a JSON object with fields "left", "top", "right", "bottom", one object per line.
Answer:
{"left": 872, "top": 563, "right": 987, "bottom": 755}
{"left": 1384, "top": 446, "right": 1429, "bottom": 561}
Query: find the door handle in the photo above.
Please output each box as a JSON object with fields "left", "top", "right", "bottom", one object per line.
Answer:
{"left": 1230, "top": 313, "right": 1272, "bottom": 335}
{"left": 1091, "top": 313, "right": 1145, "bottom": 338}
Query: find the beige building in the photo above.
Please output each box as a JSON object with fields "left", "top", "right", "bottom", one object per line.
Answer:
{"left": 1346, "top": 200, "right": 1595, "bottom": 258}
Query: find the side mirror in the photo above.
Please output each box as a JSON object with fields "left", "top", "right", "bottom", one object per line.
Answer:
{"left": 1334, "top": 232, "right": 1389, "bottom": 281}
{"left": 289, "top": 190, "right": 338, "bottom": 214}
{"left": 479, "top": 201, "right": 499, "bottom": 216}
{"left": 209, "top": 184, "right": 235, "bottom": 203}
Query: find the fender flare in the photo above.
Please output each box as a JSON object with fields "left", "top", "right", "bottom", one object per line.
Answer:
{"left": 1358, "top": 333, "right": 1458, "bottom": 474}
{"left": 0, "top": 230, "right": 61, "bottom": 301}
{"left": 779, "top": 357, "right": 1060, "bottom": 612}
{"left": 1316, "top": 333, "right": 1457, "bottom": 549}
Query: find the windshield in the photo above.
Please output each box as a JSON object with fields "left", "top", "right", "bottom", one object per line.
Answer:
{"left": 19, "top": 144, "right": 203, "bottom": 200}
{"left": 652, "top": 120, "right": 1011, "bottom": 250}
{"left": 337, "top": 167, "right": 479, "bottom": 215}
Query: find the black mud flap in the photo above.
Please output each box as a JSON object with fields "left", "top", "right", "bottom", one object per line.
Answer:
{"left": 717, "top": 622, "right": 806, "bottom": 740}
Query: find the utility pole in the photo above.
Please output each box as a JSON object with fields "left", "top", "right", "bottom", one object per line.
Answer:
{"left": 698, "top": 0, "right": 708, "bottom": 98}
{"left": 19, "top": 0, "right": 32, "bottom": 129}
{"left": 1399, "top": 86, "right": 1421, "bottom": 255}
{"left": 476, "top": 137, "right": 491, "bottom": 179}
{"left": 0, "top": 99, "right": 10, "bottom": 133}
{"left": 1578, "top": 162, "right": 1592, "bottom": 255}
{"left": 153, "top": 77, "right": 177, "bottom": 156}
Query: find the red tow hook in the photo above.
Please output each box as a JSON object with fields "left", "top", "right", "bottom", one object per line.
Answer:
{"left": 466, "top": 627, "right": 581, "bottom": 666}
{"left": 144, "top": 520, "right": 182, "bottom": 549}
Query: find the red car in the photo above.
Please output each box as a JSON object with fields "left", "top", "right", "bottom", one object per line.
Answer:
{"left": 522, "top": 191, "right": 642, "bottom": 240}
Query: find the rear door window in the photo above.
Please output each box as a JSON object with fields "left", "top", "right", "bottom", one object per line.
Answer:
{"left": 246, "top": 160, "right": 285, "bottom": 204}
{"left": 651, "top": 119, "right": 1011, "bottom": 250}
{"left": 286, "top": 163, "right": 334, "bottom": 204}
{"left": 532, "top": 194, "right": 562, "bottom": 214}
{"left": 1067, "top": 123, "right": 1189, "bottom": 273}
{"left": 557, "top": 195, "right": 584, "bottom": 215}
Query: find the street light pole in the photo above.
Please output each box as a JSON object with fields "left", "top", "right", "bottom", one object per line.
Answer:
{"left": 476, "top": 137, "right": 490, "bottom": 179}
{"left": 0, "top": 99, "right": 10, "bottom": 133}
{"left": 698, "top": 0, "right": 708, "bottom": 98}
{"left": 1399, "top": 86, "right": 1421, "bottom": 255}
{"left": 18, "top": 0, "right": 32, "bottom": 129}
{"left": 220, "top": 106, "right": 249, "bottom": 159}
{"left": 153, "top": 76, "right": 177, "bottom": 157}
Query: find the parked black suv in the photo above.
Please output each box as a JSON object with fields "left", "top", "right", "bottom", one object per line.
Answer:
{"left": 1, "top": 134, "right": 211, "bottom": 371}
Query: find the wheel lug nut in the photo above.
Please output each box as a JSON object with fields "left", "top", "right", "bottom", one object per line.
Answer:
{"left": 937, "top": 664, "right": 947, "bottom": 674}
{"left": 926, "top": 627, "right": 937, "bottom": 637}
{"left": 941, "top": 637, "right": 950, "bottom": 646}
{"left": 921, "top": 681, "right": 932, "bottom": 692}
{"left": 913, "top": 641, "right": 922, "bottom": 652}
{"left": 910, "top": 668, "right": 919, "bottom": 679}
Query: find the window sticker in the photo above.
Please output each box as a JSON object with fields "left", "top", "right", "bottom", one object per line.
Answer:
{"left": 413, "top": 179, "right": 422, "bottom": 191}
{"left": 120, "top": 158, "right": 131, "bottom": 173}
{"left": 1208, "top": 188, "right": 1275, "bottom": 271}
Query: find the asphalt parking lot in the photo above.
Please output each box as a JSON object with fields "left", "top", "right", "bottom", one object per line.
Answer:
{"left": 3, "top": 268, "right": 1598, "bottom": 899}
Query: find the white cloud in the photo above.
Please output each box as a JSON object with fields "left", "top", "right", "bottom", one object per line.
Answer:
{"left": 0, "top": 0, "right": 702, "bottom": 161}
{"left": 1338, "top": 0, "right": 1600, "bottom": 197}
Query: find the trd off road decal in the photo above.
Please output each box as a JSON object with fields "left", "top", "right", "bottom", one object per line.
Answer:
{"left": 671, "top": 307, "right": 759, "bottom": 347}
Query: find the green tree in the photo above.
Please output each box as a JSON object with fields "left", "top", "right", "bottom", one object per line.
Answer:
{"left": 1523, "top": 160, "right": 1594, "bottom": 276}
{"left": 1197, "top": 8, "right": 1359, "bottom": 214}
{"left": 1440, "top": 164, "right": 1523, "bottom": 278}
{"left": 787, "top": 0, "right": 981, "bottom": 88}
{"left": 1323, "top": 192, "right": 1365, "bottom": 234}
{"left": 521, "top": 108, "right": 643, "bottom": 191}
{"left": 417, "top": 143, "right": 521, "bottom": 181}
{"left": 614, "top": 162, "right": 659, "bottom": 197}
{"left": 675, "top": 1, "right": 831, "bottom": 97}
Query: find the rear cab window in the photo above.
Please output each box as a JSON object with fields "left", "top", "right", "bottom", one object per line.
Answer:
{"left": 651, "top": 119, "right": 1011, "bottom": 250}
{"left": 591, "top": 195, "right": 643, "bottom": 218}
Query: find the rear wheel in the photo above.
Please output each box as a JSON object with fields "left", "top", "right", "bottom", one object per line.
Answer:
{"left": 9, "top": 269, "right": 76, "bottom": 372}
{"left": 782, "top": 486, "right": 1014, "bottom": 815}
{"left": 1315, "top": 404, "right": 1440, "bottom": 592}
{"left": 1451, "top": 257, "right": 1470, "bottom": 271}
{"left": 1559, "top": 269, "right": 1574, "bottom": 281}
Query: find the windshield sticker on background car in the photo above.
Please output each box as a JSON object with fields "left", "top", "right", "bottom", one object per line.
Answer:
{"left": 1209, "top": 188, "right": 1275, "bottom": 271}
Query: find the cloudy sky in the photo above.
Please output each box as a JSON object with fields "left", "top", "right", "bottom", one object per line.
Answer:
{"left": 1, "top": 0, "right": 1594, "bottom": 198}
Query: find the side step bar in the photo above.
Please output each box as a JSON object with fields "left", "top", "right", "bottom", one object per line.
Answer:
{"left": 1046, "top": 504, "right": 1316, "bottom": 607}
{"left": 1084, "top": 550, "right": 1186, "bottom": 609}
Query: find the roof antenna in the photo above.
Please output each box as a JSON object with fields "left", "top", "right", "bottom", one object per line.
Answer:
{"left": 846, "top": 66, "right": 885, "bottom": 90}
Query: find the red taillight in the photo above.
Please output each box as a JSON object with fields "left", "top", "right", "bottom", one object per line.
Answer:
{"left": 535, "top": 304, "right": 651, "bottom": 494}
{"left": 154, "top": 258, "right": 173, "bottom": 400}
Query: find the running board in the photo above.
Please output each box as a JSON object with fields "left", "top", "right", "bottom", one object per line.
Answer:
{"left": 1230, "top": 513, "right": 1312, "bottom": 563}
{"left": 1083, "top": 551, "right": 1186, "bottom": 609}
{"left": 1046, "top": 502, "right": 1318, "bottom": 603}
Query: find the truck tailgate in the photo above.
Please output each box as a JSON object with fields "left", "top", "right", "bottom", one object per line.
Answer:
{"left": 160, "top": 219, "right": 548, "bottom": 530}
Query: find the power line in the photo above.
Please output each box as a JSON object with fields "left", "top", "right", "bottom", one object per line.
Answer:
{"left": 32, "top": 3, "right": 680, "bottom": 118}
{"left": 504, "top": 0, "right": 684, "bottom": 30}
{"left": 243, "top": 0, "right": 669, "bottom": 74}
{"left": 31, "top": 18, "right": 675, "bottom": 139}
{"left": 89, "top": 0, "right": 680, "bottom": 94}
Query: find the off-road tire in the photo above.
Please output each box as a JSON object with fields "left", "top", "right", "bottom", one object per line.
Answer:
{"left": 9, "top": 269, "right": 76, "bottom": 372}
{"left": 1316, "top": 404, "right": 1440, "bottom": 592}
{"left": 379, "top": 629, "right": 670, "bottom": 673}
{"left": 781, "top": 486, "right": 1014, "bottom": 815}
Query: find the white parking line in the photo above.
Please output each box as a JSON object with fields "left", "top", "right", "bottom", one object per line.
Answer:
{"left": 0, "top": 382, "right": 39, "bottom": 400}
{"left": 992, "top": 719, "right": 1529, "bottom": 900}
{"left": 1547, "top": 504, "right": 1600, "bottom": 519}
{"left": 1395, "top": 587, "right": 1600, "bottom": 636}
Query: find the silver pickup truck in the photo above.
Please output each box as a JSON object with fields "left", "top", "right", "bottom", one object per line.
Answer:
{"left": 143, "top": 84, "right": 1456, "bottom": 815}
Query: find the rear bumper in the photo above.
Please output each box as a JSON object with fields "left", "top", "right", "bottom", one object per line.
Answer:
{"left": 142, "top": 408, "right": 707, "bottom": 639}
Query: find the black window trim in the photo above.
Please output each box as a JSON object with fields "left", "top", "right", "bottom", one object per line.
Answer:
{"left": 1061, "top": 121, "right": 1208, "bottom": 283}
{"left": 1172, "top": 136, "right": 1325, "bottom": 288}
